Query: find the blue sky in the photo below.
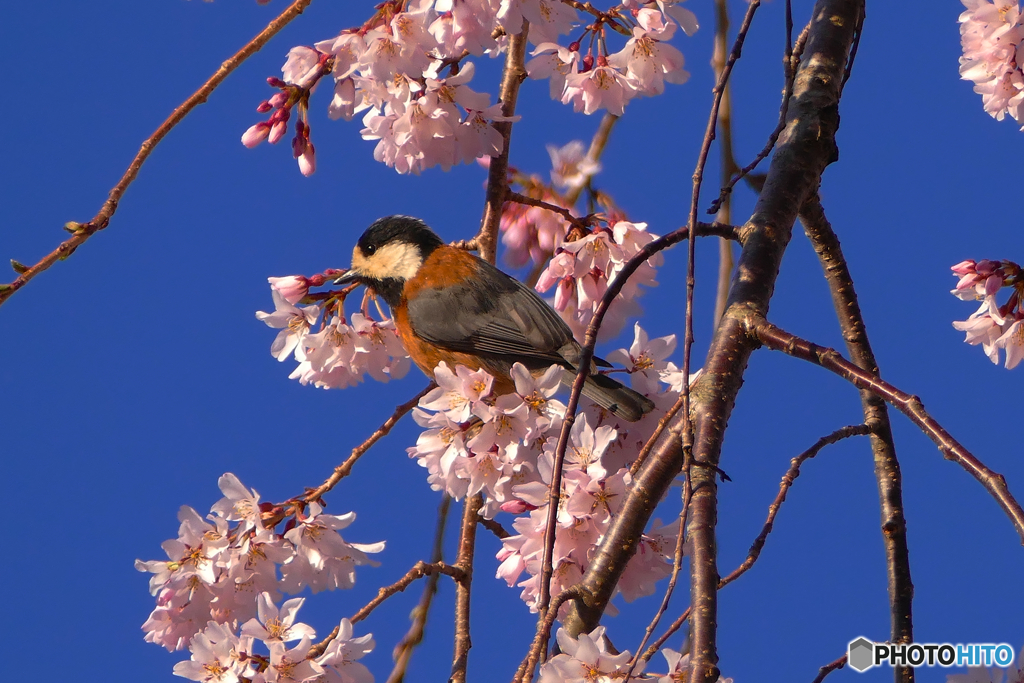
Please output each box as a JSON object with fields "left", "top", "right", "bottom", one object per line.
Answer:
{"left": 2, "top": 1, "right": 1021, "bottom": 682}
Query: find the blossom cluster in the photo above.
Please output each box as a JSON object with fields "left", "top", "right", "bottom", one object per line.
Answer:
{"left": 950, "top": 259, "right": 1023, "bottom": 368}
{"left": 243, "top": 0, "right": 698, "bottom": 175}
{"left": 536, "top": 219, "right": 662, "bottom": 341}
{"left": 959, "top": 0, "right": 1024, "bottom": 126}
{"left": 406, "top": 322, "right": 696, "bottom": 612}
{"left": 538, "top": 627, "right": 733, "bottom": 683}
{"left": 172, "top": 598, "right": 374, "bottom": 683}
{"left": 498, "top": 140, "right": 601, "bottom": 269}
{"left": 136, "top": 473, "right": 381, "bottom": 680}
{"left": 256, "top": 282, "right": 411, "bottom": 390}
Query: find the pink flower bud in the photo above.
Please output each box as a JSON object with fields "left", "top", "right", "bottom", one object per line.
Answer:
{"left": 951, "top": 260, "right": 976, "bottom": 275}
{"left": 581, "top": 54, "right": 594, "bottom": 72}
{"left": 297, "top": 144, "right": 316, "bottom": 176}
{"left": 976, "top": 259, "right": 998, "bottom": 276}
{"left": 267, "top": 76, "right": 286, "bottom": 88}
{"left": 256, "top": 100, "right": 272, "bottom": 113}
{"left": 269, "top": 91, "right": 288, "bottom": 109}
{"left": 241, "top": 122, "right": 270, "bottom": 148}
{"left": 500, "top": 500, "right": 534, "bottom": 514}
{"left": 269, "top": 120, "right": 288, "bottom": 144}
{"left": 268, "top": 275, "right": 310, "bottom": 304}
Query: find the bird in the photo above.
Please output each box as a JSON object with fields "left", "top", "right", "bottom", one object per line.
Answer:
{"left": 335, "top": 215, "right": 656, "bottom": 422}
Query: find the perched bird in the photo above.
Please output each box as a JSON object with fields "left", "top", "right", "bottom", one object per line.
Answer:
{"left": 336, "top": 215, "right": 655, "bottom": 422}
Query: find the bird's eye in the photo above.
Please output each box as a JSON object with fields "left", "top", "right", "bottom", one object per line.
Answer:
{"left": 364, "top": 244, "right": 377, "bottom": 255}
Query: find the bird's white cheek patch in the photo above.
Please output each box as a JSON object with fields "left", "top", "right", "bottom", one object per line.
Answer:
{"left": 357, "top": 242, "right": 423, "bottom": 281}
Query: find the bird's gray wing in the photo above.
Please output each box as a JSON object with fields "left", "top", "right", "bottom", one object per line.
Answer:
{"left": 407, "top": 259, "right": 576, "bottom": 364}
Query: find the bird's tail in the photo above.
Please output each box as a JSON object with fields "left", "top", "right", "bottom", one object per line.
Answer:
{"left": 560, "top": 370, "right": 656, "bottom": 422}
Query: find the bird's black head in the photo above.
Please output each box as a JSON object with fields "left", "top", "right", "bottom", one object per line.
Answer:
{"left": 339, "top": 216, "right": 444, "bottom": 308}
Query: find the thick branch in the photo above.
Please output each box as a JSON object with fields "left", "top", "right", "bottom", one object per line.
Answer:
{"left": 558, "top": 7, "right": 862, "bottom": 683}
{"left": 534, "top": 223, "right": 738, "bottom": 617}
{"left": 749, "top": 316, "right": 1024, "bottom": 543}
{"left": 0, "top": 0, "right": 314, "bottom": 307}
{"left": 477, "top": 23, "right": 530, "bottom": 265}
{"left": 450, "top": 494, "right": 482, "bottom": 683}
{"left": 800, "top": 195, "right": 914, "bottom": 683}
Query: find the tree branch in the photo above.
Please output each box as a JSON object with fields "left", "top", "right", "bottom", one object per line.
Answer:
{"left": 556, "top": 8, "right": 862, "bottom": 683}
{"left": 477, "top": 22, "right": 530, "bottom": 265}
{"left": 450, "top": 494, "right": 482, "bottom": 683}
{"left": 799, "top": 194, "right": 915, "bottom": 683}
{"left": 748, "top": 316, "right": 1024, "bottom": 543}
{"left": 640, "top": 424, "right": 872, "bottom": 663}
{"left": 0, "top": 0, "right": 315, "bottom": 307}
{"left": 386, "top": 495, "right": 451, "bottom": 683}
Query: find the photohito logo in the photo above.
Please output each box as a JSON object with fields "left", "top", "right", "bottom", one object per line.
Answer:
{"left": 847, "top": 638, "right": 1015, "bottom": 672}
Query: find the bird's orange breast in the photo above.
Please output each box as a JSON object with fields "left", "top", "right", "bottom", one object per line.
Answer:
{"left": 394, "top": 246, "right": 517, "bottom": 393}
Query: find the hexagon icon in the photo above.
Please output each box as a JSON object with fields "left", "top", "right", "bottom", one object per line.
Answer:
{"left": 848, "top": 637, "right": 875, "bottom": 672}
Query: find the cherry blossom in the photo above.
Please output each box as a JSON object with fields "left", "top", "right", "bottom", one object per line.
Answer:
{"left": 546, "top": 140, "right": 601, "bottom": 189}
{"left": 950, "top": 258, "right": 1023, "bottom": 368}
{"left": 538, "top": 626, "right": 637, "bottom": 682}
{"left": 255, "top": 291, "right": 321, "bottom": 362}
{"left": 536, "top": 220, "right": 661, "bottom": 341}
{"left": 172, "top": 621, "right": 250, "bottom": 683}
{"left": 280, "top": 503, "right": 385, "bottom": 594}
{"left": 312, "top": 618, "right": 376, "bottom": 683}
{"left": 959, "top": 0, "right": 1024, "bottom": 125}
{"left": 240, "top": 593, "right": 316, "bottom": 644}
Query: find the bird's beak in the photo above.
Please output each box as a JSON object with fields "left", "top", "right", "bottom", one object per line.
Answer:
{"left": 334, "top": 269, "right": 361, "bottom": 285}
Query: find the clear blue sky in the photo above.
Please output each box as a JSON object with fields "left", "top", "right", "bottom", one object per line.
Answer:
{"left": 1, "top": 1, "right": 1020, "bottom": 682}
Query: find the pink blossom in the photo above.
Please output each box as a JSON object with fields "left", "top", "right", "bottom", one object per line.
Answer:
{"left": 280, "top": 503, "right": 384, "bottom": 594}
{"left": 959, "top": 0, "right": 1024, "bottom": 124}
{"left": 995, "top": 318, "right": 1024, "bottom": 368}
{"left": 608, "top": 25, "right": 690, "bottom": 97}
{"left": 256, "top": 291, "right": 321, "bottom": 362}
{"left": 546, "top": 140, "right": 601, "bottom": 189}
{"left": 538, "top": 626, "right": 636, "bottom": 682}
{"left": 240, "top": 593, "right": 316, "bottom": 643}
{"left": 267, "top": 275, "right": 310, "bottom": 305}
{"left": 953, "top": 299, "right": 1005, "bottom": 364}
{"left": 562, "top": 61, "right": 637, "bottom": 116}
{"left": 526, "top": 42, "right": 580, "bottom": 100}
{"left": 282, "top": 46, "right": 323, "bottom": 88}
{"left": 312, "top": 618, "right": 376, "bottom": 683}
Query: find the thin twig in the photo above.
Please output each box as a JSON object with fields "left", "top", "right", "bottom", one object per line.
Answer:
{"left": 450, "top": 494, "right": 482, "bottom": 683}
{"left": 682, "top": 3, "right": 762, "bottom": 680}
{"left": 0, "top": 0, "right": 315, "bottom": 307}
{"left": 507, "top": 191, "right": 588, "bottom": 231}
{"left": 718, "top": 424, "right": 873, "bottom": 590}
{"left": 512, "top": 585, "right": 592, "bottom": 683}
{"left": 799, "top": 194, "right": 914, "bottom": 683}
{"left": 710, "top": 0, "right": 739, "bottom": 325}
{"left": 309, "top": 559, "right": 465, "bottom": 659}
{"left": 626, "top": 447, "right": 694, "bottom": 677}
{"left": 707, "top": 0, "right": 798, "bottom": 217}
{"left": 811, "top": 655, "right": 848, "bottom": 683}
{"left": 748, "top": 316, "right": 1024, "bottom": 543}
{"left": 477, "top": 23, "right": 530, "bottom": 265}
{"left": 386, "top": 495, "right": 451, "bottom": 683}
{"left": 534, "top": 223, "right": 739, "bottom": 620}
{"left": 479, "top": 515, "right": 511, "bottom": 540}
{"left": 641, "top": 424, "right": 872, "bottom": 664}
{"left": 564, "top": 113, "right": 619, "bottom": 207}
{"left": 261, "top": 382, "right": 434, "bottom": 528}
